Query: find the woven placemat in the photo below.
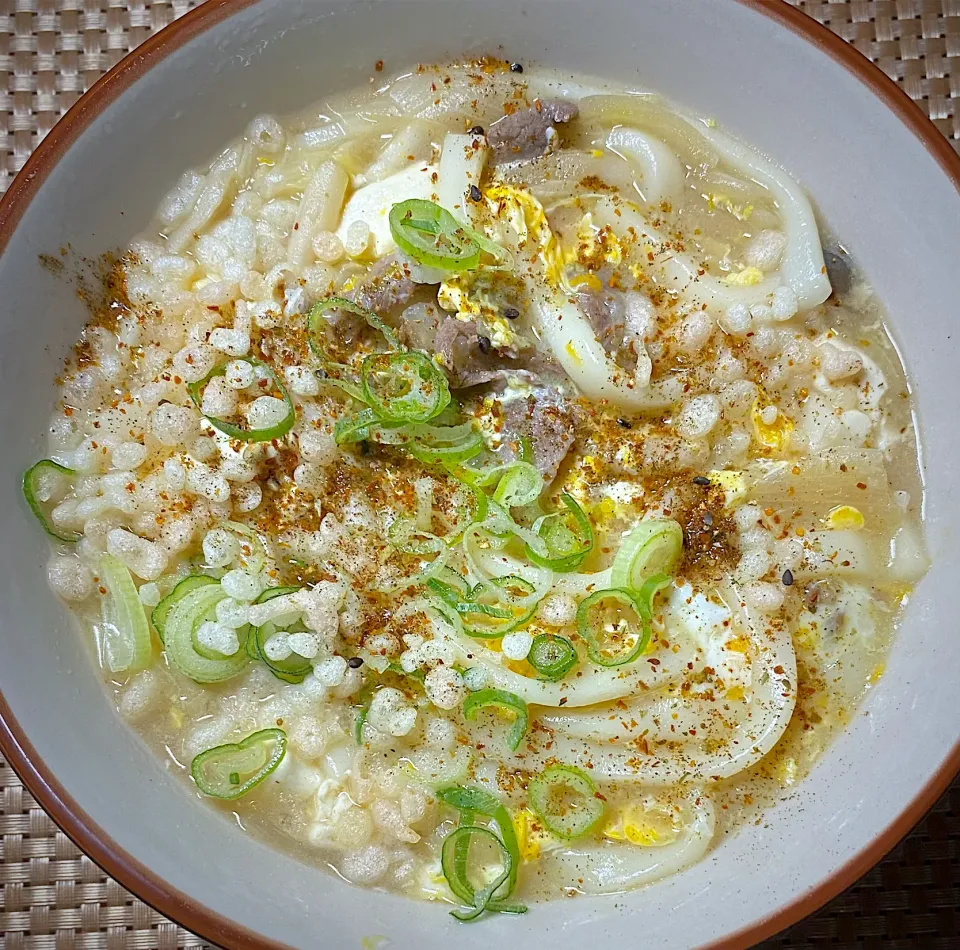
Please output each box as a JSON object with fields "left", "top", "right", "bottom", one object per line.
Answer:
{"left": 0, "top": 1, "right": 958, "bottom": 947}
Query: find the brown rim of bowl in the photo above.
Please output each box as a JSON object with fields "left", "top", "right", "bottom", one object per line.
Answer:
{"left": 0, "top": 1, "right": 957, "bottom": 947}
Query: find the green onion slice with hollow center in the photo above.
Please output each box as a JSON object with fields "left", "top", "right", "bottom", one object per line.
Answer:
{"left": 190, "top": 727, "right": 286, "bottom": 800}
{"left": 526, "top": 493, "right": 594, "bottom": 573}
{"left": 528, "top": 633, "right": 578, "bottom": 681}
{"left": 164, "top": 582, "right": 249, "bottom": 683}
{"left": 389, "top": 199, "right": 482, "bottom": 272}
{"left": 441, "top": 826, "right": 520, "bottom": 922}
{"left": 151, "top": 575, "right": 218, "bottom": 644}
{"left": 610, "top": 518, "right": 683, "bottom": 592}
{"left": 380, "top": 518, "right": 450, "bottom": 594}
{"left": 22, "top": 459, "right": 78, "bottom": 542}
{"left": 463, "top": 688, "right": 529, "bottom": 751}
{"left": 251, "top": 585, "right": 312, "bottom": 683}
{"left": 361, "top": 351, "right": 451, "bottom": 424}
{"left": 429, "top": 574, "right": 538, "bottom": 639}
{"left": 528, "top": 764, "right": 605, "bottom": 840}
{"left": 437, "top": 784, "right": 524, "bottom": 909}
{"left": 577, "top": 587, "right": 650, "bottom": 668}
{"left": 98, "top": 554, "right": 153, "bottom": 674}
{"left": 491, "top": 461, "right": 543, "bottom": 509}
{"left": 187, "top": 357, "right": 295, "bottom": 443}
{"left": 307, "top": 295, "right": 404, "bottom": 358}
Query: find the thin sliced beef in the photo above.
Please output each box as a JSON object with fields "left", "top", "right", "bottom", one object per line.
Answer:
{"left": 349, "top": 257, "right": 416, "bottom": 315}
{"left": 578, "top": 288, "right": 655, "bottom": 379}
{"left": 488, "top": 98, "right": 579, "bottom": 165}
{"left": 497, "top": 386, "right": 578, "bottom": 482}
{"left": 578, "top": 289, "right": 626, "bottom": 352}
{"left": 433, "top": 315, "right": 565, "bottom": 389}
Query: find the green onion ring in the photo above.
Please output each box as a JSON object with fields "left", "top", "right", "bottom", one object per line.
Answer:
{"left": 463, "top": 688, "right": 529, "bottom": 751}
{"left": 307, "top": 295, "right": 404, "bottom": 355}
{"left": 437, "top": 785, "right": 523, "bottom": 902}
{"left": 528, "top": 764, "right": 605, "bottom": 840}
{"left": 22, "top": 459, "right": 78, "bottom": 542}
{"left": 187, "top": 357, "right": 295, "bottom": 442}
{"left": 528, "top": 633, "right": 578, "bottom": 681}
{"left": 492, "top": 461, "right": 543, "bottom": 509}
{"left": 151, "top": 575, "right": 218, "bottom": 644}
{"left": 576, "top": 587, "right": 650, "bottom": 668}
{"left": 361, "top": 350, "right": 451, "bottom": 424}
{"left": 526, "top": 492, "right": 594, "bottom": 573}
{"left": 190, "top": 727, "right": 286, "bottom": 800}
{"left": 389, "top": 199, "right": 481, "bottom": 272}
{"left": 441, "top": 827, "right": 518, "bottom": 921}
{"left": 610, "top": 518, "right": 683, "bottom": 592}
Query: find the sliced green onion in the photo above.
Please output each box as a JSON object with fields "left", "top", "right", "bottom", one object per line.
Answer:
{"left": 98, "top": 554, "right": 153, "bottom": 674}
{"left": 610, "top": 518, "right": 683, "bottom": 592}
{"left": 380, "top": 518, "right": 450, "bottom": 594}
{"left": 389, "top": 199, "right": 481, "bottom": 272}
{"left": 577, "top": 587, "right": 649, "bottom": 667}
{"left": 164, "top": 582, "right": 249, "bottom": 683}
{"left": 23, "top": 460, "right": 78, "bottom": 542}
{"left": 253, "top": 585, "right": 311, "bottom": 683}
{"left": 151, "top": 575, "right": 217, "bottom": 644}
{"left": 334, "top": 408, "right": 379, "bottom": 445}
{"left": 442, "top": 826, "right": 519, "bottom": 922}
{"left": 517, "top": 436, "right": 534, "bottom": 464}
{"left": 190, "top": 728, "right": 286, "bottom": 800}
{"left": 492, "top": 461, "right": 543, "bottom": 508}
{"left": 526, "top": 493, "right": 594, "bottom": 572}
{"left": 307, "top": 295, "right": 403, "bottom": 355}
{"left": 222, "top": 521, "right": 268, "bottom": 574}
{"left": 528, "top": 633, "right": 578, "bottom": 680}
{"left": 405, "top": 425, "right": 483, "bottom": 466}
{"left": 457, "top": 575, "right": 538, "bottom": 639}
{"left": 361, "top": 351, "right": 451, "bottom": 424}
{"left": 437, "top": 785, "right": 523, "bottom": 903}
{"left": 528, "top": 764, "right": 604, "bottom": 840}
{"left": 463, "top": 688, "right": 528, "bottom": 751}
{"left": 187, "top": 357, "right": 295, "bottom": 442}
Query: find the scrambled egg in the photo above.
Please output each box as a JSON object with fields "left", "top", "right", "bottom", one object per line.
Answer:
{"left": 602, "top": 802, "right": 680, "bottom": 848}
{"left": 722, "top": 266, "right": 764, "bottom": 286}
{"left": 706, "top": 469, "right": 747, "bottom": 507}
{"left": 437, "top": 184, "right": 572, "bottom": 347}
{"left": 826, "top": 505, "right": 865, "bottom": 531}
{"left": 751, "top": 396, "right": 794, "bottom": 452}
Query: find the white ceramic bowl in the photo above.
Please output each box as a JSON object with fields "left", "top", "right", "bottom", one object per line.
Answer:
{"left": 1, "top": 2, "right": 958, "bottom": 947}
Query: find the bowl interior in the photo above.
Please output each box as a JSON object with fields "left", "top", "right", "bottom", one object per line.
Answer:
{"left": 1, "top": 1, "right": 958, "bottom": 948}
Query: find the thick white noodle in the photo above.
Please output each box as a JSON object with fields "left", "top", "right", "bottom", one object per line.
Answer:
{"left": 437, "top": 133, "right": 489, "bottom": 225}
{"left": 539, "top": 791, "right": 716, "bottom": 894}
{"left": 529, "top": 588, "right": 798, "bottom": 783}
{"left": 288, "top": 160, "right": 350, "bottom": 267}
{"left": 693, "top": 122, "right": 832, "bottom": 311}
{"left": 605, "top": 127, "right": 686, "bottom": 207}
{"left": 531, "top": 288, "right": 682, "bottom": 411}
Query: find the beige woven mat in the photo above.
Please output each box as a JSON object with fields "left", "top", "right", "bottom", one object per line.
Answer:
{"left": 1, "top": 1, "right": 959, "bottom": 947}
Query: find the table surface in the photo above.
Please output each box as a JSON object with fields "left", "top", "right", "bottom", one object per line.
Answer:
{"left": 1, "top": 1, "right": 958, "bottom": 947}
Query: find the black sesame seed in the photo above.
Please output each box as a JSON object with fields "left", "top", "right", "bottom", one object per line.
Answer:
{"left": 693, "top": 476, "right": 711, "bottom": 487}
{"left": 503, "top": 307, "right": 520, "bottom": 320}
{"left": 616, "top": 417, "right": 632, "bottom": 429}
{"left": 469, "top": 184, "right": 482, "bottom": 202}
{"left": 469, "top": 125, "right": 485, "bottom": 136}
{"left": 478, "top": 335, "right": 492, "bottom": 354}
{"left": 782, "top": 569, "right": 795, "bottom": 587}
{"left": 347, "top": 656, "right": 364, "bottom": 668}
{"left": 703, "top": 512, "right": 714, "bottom": 527}
{"left": 510, "top": 62, "right": 524, "bottom": 73}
